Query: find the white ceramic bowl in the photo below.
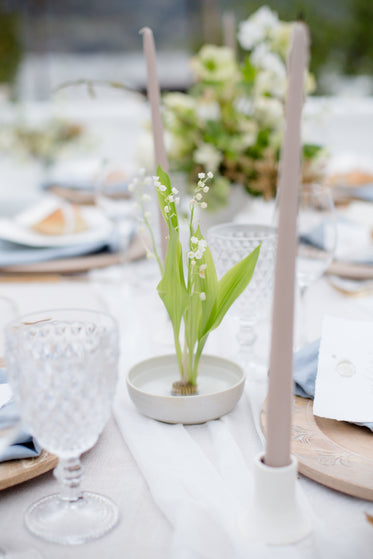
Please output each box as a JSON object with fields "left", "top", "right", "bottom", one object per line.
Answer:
{"left": 126, "top": 354, "right": 245, "bottom": 424}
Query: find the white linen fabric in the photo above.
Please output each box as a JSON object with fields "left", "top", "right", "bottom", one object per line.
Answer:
{"left": 0, "top": 273, "right": 371, "bottom": 557}
{"left": 102, "top": 276, "right": 366, "bottom": 559}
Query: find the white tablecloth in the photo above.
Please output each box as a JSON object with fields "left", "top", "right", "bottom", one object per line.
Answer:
{"left": 0, "top": 265, "right": 372, "bottom": 558}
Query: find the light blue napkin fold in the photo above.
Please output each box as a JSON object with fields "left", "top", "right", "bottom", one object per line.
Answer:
{"left": 0, "top": 230, "right": 121, "bottom": 267}
{"left": 301, "top": 217, "right": 373, "bottom": 265}
{"left": 293, "top": 340, "right": 373, "bottom": 432}
{"left": 0, "top": 368, "right": 41, "bottom": 462}
{"left": 336, "top": 183, "right": 373, "bottom": 202}
{"left": 350, "top": 184, "right": 373, "bottom": 202}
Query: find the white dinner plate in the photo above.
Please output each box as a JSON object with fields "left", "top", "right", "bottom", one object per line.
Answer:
{"left": 0, "top": 205, "right": 114, "bottom": 248}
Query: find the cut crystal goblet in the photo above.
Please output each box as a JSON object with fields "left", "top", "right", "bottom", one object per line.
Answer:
{"left": 5, "top": 308, "right": 119, "bottom": 545}
{"left": 208, "top": 223, "right": 277, "bottom": 379}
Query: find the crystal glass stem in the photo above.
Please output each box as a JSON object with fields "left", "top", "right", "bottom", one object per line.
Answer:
{"left": 237, "top": 319, "right": 257, "bottom": 356}
{"left": 55, "top": 457, "right": 83, "bottom": 503}
{"left": 236, "top": 319, "right": 267, "bottom": 381}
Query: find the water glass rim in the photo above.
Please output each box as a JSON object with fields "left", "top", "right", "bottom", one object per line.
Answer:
{"left": 207, "top": 222, "right": 277, "bottom": 240}
{"left": 4, "top": 307, "right": 118, "bottom": 333}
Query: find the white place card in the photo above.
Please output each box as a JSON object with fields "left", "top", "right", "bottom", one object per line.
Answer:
{"left": 314, "top": 315, "right": 373, "bottom": 422}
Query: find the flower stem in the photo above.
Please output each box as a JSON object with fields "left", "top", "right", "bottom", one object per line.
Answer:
{"left": 191, "top": 336, "right": 207, "bottom": 385}
{"left": 173, "top": 328, "right": 184, "bottom": 381}
{"left": 140, "top": 197, "right": 164, "bottom": 275}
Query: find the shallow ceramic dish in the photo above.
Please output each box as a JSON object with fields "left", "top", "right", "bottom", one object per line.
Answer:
{"left": 126, "top": 354, "right": 245, "bottom": 424}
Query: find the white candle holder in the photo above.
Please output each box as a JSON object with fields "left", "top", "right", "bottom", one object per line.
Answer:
{"left": 245, "top": 453, "right": 312, "bottom": 545}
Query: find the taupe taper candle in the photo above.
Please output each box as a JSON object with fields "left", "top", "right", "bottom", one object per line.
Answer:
{"left": 222, "top": 11, "right": 237, "bottom": 56}
{"left": 265, "top": 23, "right": 309, "bottom": 468}
{"left": 140, "top": 26, "right": 169, "bottom": 261}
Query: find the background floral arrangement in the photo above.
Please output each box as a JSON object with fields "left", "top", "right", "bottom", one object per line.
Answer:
{"left": 0, "top": 118, "right": 84, "bottom": 168}
{"left": 162, "top": 6, "right": 325, "bottom": 209}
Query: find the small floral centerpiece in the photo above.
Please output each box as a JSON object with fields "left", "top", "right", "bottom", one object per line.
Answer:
{"left": 130, "top": 165, "right": 259, "bottom": 394}
{"left": 0, "top": 118, "right": 84, "bottom": 168}
{"left": 162, "top": 6, "right": 325, "bottom": 209}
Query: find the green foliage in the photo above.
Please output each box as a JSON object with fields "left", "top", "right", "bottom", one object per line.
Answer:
{"left": 228, "top": 0, "right": 373, "bottom": 85}
{"left": 303, "top": 143, "right": 323, "bottom": 159}
{"left": 0, "top": 11, "right": 22, "bottom": 86}
{"left": 201, "top": 245, "right": 260, "bottom": 338}
{"left": 240, "top": 58, "right": 257, "bottom": 87}
{"left": 137, "top": 165, "right": 260, "bottom": 385}
{"left": 163, "top": 9, "right": 323, "bottom": 207}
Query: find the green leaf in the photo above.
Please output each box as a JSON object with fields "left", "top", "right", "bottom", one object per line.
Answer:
{"left": 193, "top": 232, "right": 218, "bottom": 338}
{"left": 303, "top": 143, "right": 323, "bottom": 159}
{"left": 201, "top": 244, "right": 261, "bottom": 337}
{"left": 241, "top": 58, "right": 257, "bottom": 86}
{"left": 184, "top": 227, "right": 219, "bottom": 354}
{"left": 157, "top": 226, "right": 188, "bottom": 341}
{"left": 184, "top": 290, "right": 202, "bottom": 366}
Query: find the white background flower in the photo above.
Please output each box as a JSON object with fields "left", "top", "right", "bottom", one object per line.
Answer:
{"left": 196, "top": 100, "right": 221, "bottom": 121}
{"left": 190, "top": 45, "right": 240, "bottom": 83}
{"left": 238, "top": 6, "right": 280, "bottom": 50}
{"left": 194, "top": 143, "right": 222, "bottom": 173}
{"left": 253, "top": 97, "right": 284, "bottom": 127}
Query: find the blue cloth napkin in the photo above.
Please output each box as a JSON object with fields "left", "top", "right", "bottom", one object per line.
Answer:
{"left": 0, "top": 230, "right": 121, "bottom": 267}
{"left": 301, "top": 217, "right": 373, "bottom": 265}
{"left": 336, "top": 183, "right": 373, "bottom": 202}
{"left": 293, "top": 340, "right": 373, "bottom": 431}
{"left": 350, "top": 184, "right": 373, "bottom": 202}
{"left": 0, "top": 368, "right": 41, "bottom": 461}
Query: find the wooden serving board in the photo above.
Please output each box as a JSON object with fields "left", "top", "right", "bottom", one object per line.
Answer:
{"left": 261, "top": 396, "right": 373, "bottom": 501}
{"left": 0, "top": 234, "right": 146, "bottom": 277}
{"left": 0, "top": 251, "right": 122, "bottom": 275}
{"left": 0, "top": 449, "right": 57, "bottom": 490}
{"left": 0, "top": 357, "right": 57, "bottom": 490}
{"left": 327, "top": 260, "right": 373, "bottom": 280}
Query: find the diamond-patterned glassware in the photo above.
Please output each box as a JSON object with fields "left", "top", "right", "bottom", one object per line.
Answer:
{"left": 208, "top": 223, "right": 277, "bottom": 375}
{"left": 5, "top": 309, "right": 119, "bottom": 545}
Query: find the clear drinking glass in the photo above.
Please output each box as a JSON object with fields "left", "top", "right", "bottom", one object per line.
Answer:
{"left": 95, "top": 162, "right": 138, "bottom": 262}
{"left": 0, "top": 296, "right": 20, "bottom": 455}
{"left": 4, "top": 308, "right": 119, "bottom": 545}
{"left": 208, "top": 223, "right": 277, "bottom": 379}
{"left": 0, "top": 296, "right": 20, "bottom": 558}
{"left": 296, "top": 184, "right": 337, "bottom": 346}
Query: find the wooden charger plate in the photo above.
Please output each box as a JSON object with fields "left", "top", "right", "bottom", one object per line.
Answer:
{"left": 0, "top": 450, "right": 57, "bottom": 491}
{"left": 0, "top": 251, "right": 122, "bottom": 275}
{"left": 261, "top": 396, "right": 373, "bottom": 501}
{"left": 0, "top": 356, "right": 57, "bottom": 490}
{"left": 328, "top": 260, "right": 373, "bottom": 280}
{"left": 0, "top": 233, "right": 146, "bottom": 277}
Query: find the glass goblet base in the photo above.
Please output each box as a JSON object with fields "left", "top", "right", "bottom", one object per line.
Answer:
{"left": 25, "top": 491, "right": 119, "bottom": 545}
